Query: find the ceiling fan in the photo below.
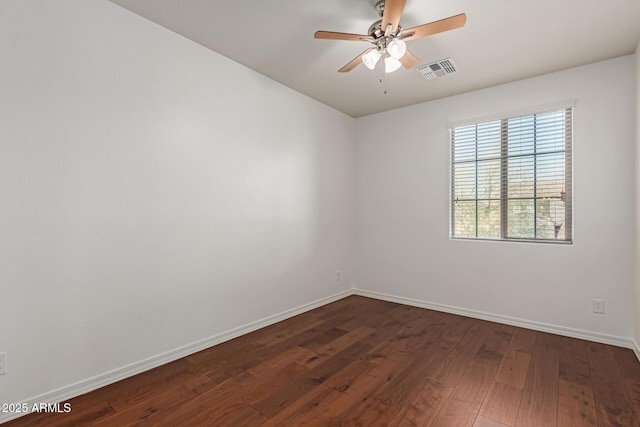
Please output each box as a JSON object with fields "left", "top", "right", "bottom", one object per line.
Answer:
{"left": 314, "top": 0, "right": 466, "bottom": 73}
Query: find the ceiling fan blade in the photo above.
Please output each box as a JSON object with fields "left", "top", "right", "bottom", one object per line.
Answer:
{"left": 401, "top": 13, "right": 467, "bottom": 42}
{"left": 314, "top": 30, "right": 371, "bottom": 42}
{"left": 381, "top": 0, "right": 406, "bottom": 33}
{"left": 338, "top": 48, "right": 373, "bottom": 73}
{"left": 400, "top": 50, "right": 420, "bottom": 69}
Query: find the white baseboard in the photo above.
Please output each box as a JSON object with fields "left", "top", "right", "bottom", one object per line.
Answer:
{"left": 353, "top": 288, "right": 635, "bottom": 350}
{"left": 0, "top": 289, "right": 352, "bottom": 424}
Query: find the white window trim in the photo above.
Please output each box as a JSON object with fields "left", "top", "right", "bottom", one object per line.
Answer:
{"left": 449, "top": 101, "right": 574, "bottom": 244}
{"left": 447, "top": 99, "right": 576, "bottom": 129}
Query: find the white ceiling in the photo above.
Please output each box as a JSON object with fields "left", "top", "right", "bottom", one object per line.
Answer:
{"left": 108, "top": 0, "right": 640, "bottom": 118}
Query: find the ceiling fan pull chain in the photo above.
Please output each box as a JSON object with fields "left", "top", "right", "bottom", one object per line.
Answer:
{"left": 380, "top": 60, "right": 388, "bottom": 95}
{"left": 379, "top": 58, "right": 384, "bottom": 85}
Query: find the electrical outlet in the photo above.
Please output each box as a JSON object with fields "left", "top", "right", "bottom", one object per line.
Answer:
{"left": 592, "top": 299, "right": 605, "bottom": 314}
{"left": 336, "top": 270, "right": 342, "bottom": 282}
{"left": 0, "top": 352, "right": 6, "bottom": 375}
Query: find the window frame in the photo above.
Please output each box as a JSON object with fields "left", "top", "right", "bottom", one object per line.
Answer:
{"left": 449, "top": 102, "right": 574, "bottom": 244}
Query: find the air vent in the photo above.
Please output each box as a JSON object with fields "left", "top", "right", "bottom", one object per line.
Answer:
{"left": 416, "top": 58, "right": 458, "bottom": 80}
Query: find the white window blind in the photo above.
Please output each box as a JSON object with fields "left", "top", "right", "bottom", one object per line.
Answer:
{"left": 450, "top": 107, "right": 572, "bottom": 243}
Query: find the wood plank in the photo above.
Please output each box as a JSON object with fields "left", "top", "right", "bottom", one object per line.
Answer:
{"left": 339, "top": 302, "right": 420, "bottom": 332}
{"left": 303, "top": 325, "right": 375, "bottom": 368}
{"left": 193, "top": 321, "right": 348, "bottom": 382}
{"left": 342, "top": 354, "right": 413, "bottom": 398}
{"left": 612, "top": 346, "right": 640, "bottom": 378}
{"left": 429, "top": 322, "right": 492, "bottom": 387}
{"left": 207, "top": 406, "right": 267, "bottom": 427}
{"left": 194, "top": 362, "right": 308, "bottom": 426}
{"left": 320, "top": 296, "right": 398, "bottom": 327}
{"left": 252, "top": 341, "right": 371, "bottom": 417}
{"left": 326, "top": 395, "right": 390, "bottom": 426}
{"left": 237, "top": 361, "right": 309, "bottom": 404}
{"left": 245, "top": 345, "right": 313, "bottom": 377}
{"left": 449, "top": 360, "right": 497, "bottom": 407}
{"left": 557, "top": 378, "right": 598, "bottom": 427}
{"left": 613, "top": 346, "right": 640, "bottom": 421}
{"left": 298, "top": 326, "right": 348, "bottom": 351}
{"left": 494, "top": 327, "right": 536, "bottom": 389}
{"left": 473, "top": 415, "right": 511, "bottom": 427}
{"left": 314, "top": 355, "right": 414, "bottom": 425}
{"left": 178, "top": 357, "right": 308, "bottom": 425}
{"left": 367, "top": 316, "right": 437, "bottom": 360}
{"left": 91, "top": 382, "right": 197, "bottom": 426}
{"left": 385, "top": 303, "right": 434, "bottom": 323}
{"left": 185, "top": 341, "right": 265, "bottom": 377}
{"left": 586, "top": 341, "right": 639, "bottom": 426}
{"left": 90, "top": 358, "right": 195, "bottom": 411}
{"left": 515, "top": 334, "right": 559, "bottom": 427}
{"left": 390, "top": 379, "right": 453, "bottom": 426}
{"left": 430, "top": 397, "right": 481, "bottom": 426}
{"left": 479, "top": 328, "right": 534, "bottom": 426}
{"left": 480, "top": 381, "right": 523, "bottom": 426}
{"left": 255, "top": 319, "right": 325, "bottom": 346}
{"left": 322, "top": 358, "right": 373, "bottom": 392}
{"left": 437, "top": 315, "right": 478, "bottom": 351}
{"left": 366, "top": 309, "right": 461, "bottom": 362}
{"left": 128, "top": 372, "right": 254, "bottom": 426}
{"left": 258, "top": 385, "right": 343, "bottom": 426}
{"left": 474, "top": 324, "right": 515, "bottom": 367}
{"left": 556, "top": 335, "right": 592, "bottom": 386}
{"left": 185, "top": 337, "right": 264, "bottom": 367}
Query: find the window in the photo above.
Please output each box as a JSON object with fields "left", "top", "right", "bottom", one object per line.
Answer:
{"left": 450, "top": 105, "right": 572, "bottom": 243}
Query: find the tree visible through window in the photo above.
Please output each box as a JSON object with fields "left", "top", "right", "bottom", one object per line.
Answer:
{"left": 450, "top": 107, "right": 572, "bottom": 242}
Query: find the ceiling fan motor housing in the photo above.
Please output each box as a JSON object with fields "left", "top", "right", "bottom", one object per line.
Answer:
{"left": 368, "top": 19, "right": 384, "bottom": 38}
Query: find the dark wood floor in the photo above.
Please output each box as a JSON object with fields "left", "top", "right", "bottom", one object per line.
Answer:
{"left": 5, "top": 295, "right": 640, "bottom": 426}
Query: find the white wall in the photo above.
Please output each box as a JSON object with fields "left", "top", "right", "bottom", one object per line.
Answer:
{"left": 356, "top": 56, "right": 636, "bottom": 343}
{"left": 635, "top": 41, "right": 640, "bottom": 355}
{"left": 0, "top": 0, "right": 355, "bottom": 408}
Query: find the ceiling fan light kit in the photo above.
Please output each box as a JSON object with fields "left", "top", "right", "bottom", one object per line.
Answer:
{"left": 314, "top": 0, "right": 466, "bottom": 75}
{"left": 362, "top": 49, "right": 381, "bottom": 70}
{"left": 384, "top": 56, "right": 402, "bottom": 73}
{"left": 361, "top": 42, "right": 405, "bottom": 73}
{"left": 387, "top": 39, "right": 407, "bottom": 60}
